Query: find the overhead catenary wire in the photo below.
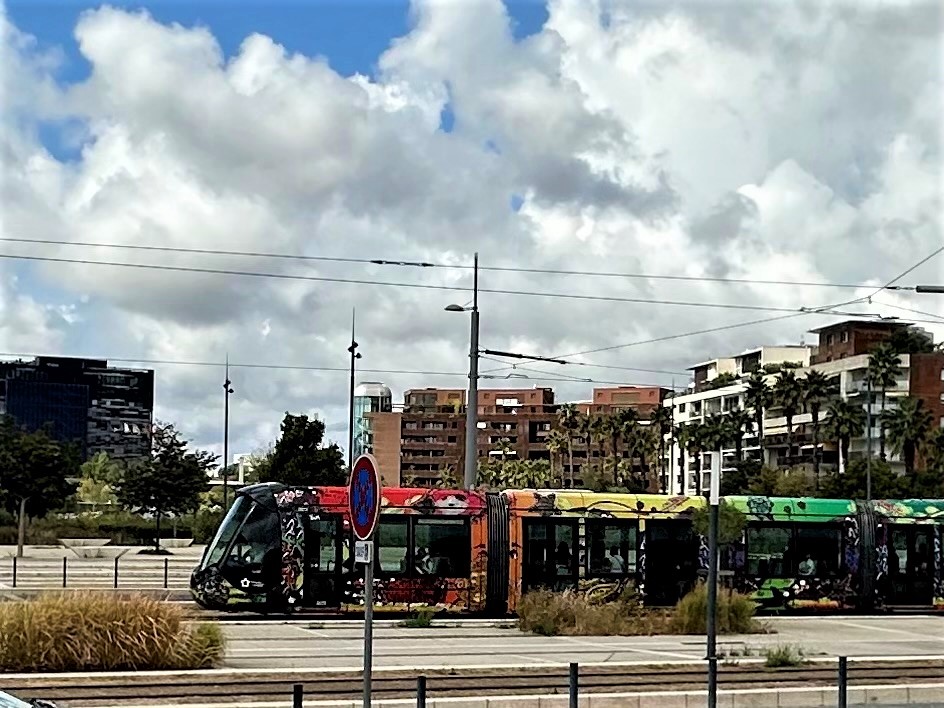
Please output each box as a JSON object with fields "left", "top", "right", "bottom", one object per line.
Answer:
{"left": 0, "top": 236, "right": 920, "bottom": 291}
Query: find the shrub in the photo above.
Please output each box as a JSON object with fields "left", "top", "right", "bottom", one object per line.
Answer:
{"left": 763, "top": 644, "right": 805, "bottom": 667}
{"left": 0, "top": 592, "right": 225, "bottom": 671}
{"left": 517, "top": 589, "right": 672, "bottom": 637}
{"left": 401, "top": 608, "right": 436, "bottom": 628}
{"left": 193, "top": 508, "right": 224, "bottom": 544}
{"left": 669, "top": 584, "right": 761, "bottom": 635}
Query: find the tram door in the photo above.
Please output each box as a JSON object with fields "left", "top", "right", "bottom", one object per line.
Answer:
{"left": 887, "top": 525, "right": 934, "bottom": 606}
{"left": 304, "top": 515, "right": 342, "bottom": 608}
{"left": 522, "top": 518, "right": 578, "bottom": 593}
{"left": 644, "top": 519, "right": 698, "bottom": 606}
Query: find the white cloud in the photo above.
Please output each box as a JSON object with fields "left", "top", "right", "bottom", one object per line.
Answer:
{"left": 0, "top": 1, "right": 941, "bottom": 458}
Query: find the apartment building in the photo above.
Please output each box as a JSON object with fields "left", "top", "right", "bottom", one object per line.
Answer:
{"left": 367, "top": 385, "right": 671, "bottom": 487}
{"left": 666, "top": 321, "right": 944, "bottom": 495}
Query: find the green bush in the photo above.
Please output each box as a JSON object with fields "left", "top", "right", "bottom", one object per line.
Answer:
{"left": 193, "top": 509, "right": 224, "bottom": 545}
{"left": 669, "top": 583, "right": 761, "bottom": 635}
{"left": 401, "top": 608, "right": 436, "bottom": 628}
{"left": 763, "top": 644, "right": 805, "bottom": 667}
{"left": 0, "top": 592, "right": 225, "bottom": 671}
{"left": 0, "top": 512, "right": 196, "bottom": 546}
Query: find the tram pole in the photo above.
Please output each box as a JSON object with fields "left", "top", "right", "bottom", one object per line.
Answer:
{"left": 707, "top": 451, "right": 720, "bottom": 708}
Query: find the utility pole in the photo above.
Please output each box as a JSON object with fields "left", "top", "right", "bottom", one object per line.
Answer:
{"left": 222, "top": 356, "right": 234, "bottom": 509}
{"left": 465, "top": 253, "right": 480, "bottom": 490}
{"left": 348, "top": 308, "right": 361, "bottom": 471}
{"left": 706, "top": 451, "right": 720, "bottom": 708}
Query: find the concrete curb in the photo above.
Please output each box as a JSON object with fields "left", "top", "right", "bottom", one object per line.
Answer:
{"left": 73, "top": 682, "right": 944, "bottom": 708}
{"left": 6, "top": 654, "right": 944, "bottom": 680}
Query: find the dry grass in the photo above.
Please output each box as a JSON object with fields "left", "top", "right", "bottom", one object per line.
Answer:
{"left": 518, "top": 584, "right": 760, "bottom": 637}
{"left": 0, "top": 592, "right": 225, "bottom": 672}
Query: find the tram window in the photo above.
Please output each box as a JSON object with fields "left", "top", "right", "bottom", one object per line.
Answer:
{"left": 377, "top": 518, "right": 409, "bottom": 574}
{"left": 746, "top": 525, "right": 791, "bottom": 577}
{"left": 414, "top": 518, "right": 470, "bottom": 577}
{"left": 794, "top": 526, "right": 842, "bottom": 576}
{"left": 203, "top": 496, "right": 251, "bottom": 568}
{"left": 228, "top": 503, "right": 279, "bottom": 566}
{"left": 554, "top": 524, "right": 576, "bottom": 576}
{"left": 586, "top": 522, "right": 637, "bottom": 575}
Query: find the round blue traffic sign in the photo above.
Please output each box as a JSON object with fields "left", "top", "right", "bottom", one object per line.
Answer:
{"left": 349, "top": 454, "right": 381, "bottom": 541}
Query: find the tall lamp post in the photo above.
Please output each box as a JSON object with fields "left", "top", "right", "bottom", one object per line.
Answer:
{"left": 706, "top": 450, "right": 721, "bottom": 708}
{"left": 348, "top": 308, "right": 362, "bottom": 471}
{"left": 446, "top": 252, "right": 479, "bottom": 490}
{"left": 222, "top": 357, "right": 234, "bottom": 509}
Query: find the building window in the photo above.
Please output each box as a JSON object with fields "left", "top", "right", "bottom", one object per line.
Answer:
{"left": 586, "top": 521, "right": 637, "bottom": 576}
{"left": 678, "top": 403, "right": 686, "bottom": 413}
{"left": 826, "top": 334, "right": 834, "bottom": 346}
{"left": 840, "top": 331, "right": 849, "bottom": 343}
{"left": 414, "top": 518, "right": 470, "bottom": 576}
{"left": 447, "top": 435, "right": 457, "bottom": 443}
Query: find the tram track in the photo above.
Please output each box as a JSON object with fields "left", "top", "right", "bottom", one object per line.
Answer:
{"left": 8, "top": 660, "right": 944, "bottom": 706}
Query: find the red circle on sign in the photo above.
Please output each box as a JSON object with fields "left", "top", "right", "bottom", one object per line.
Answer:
{"left": 349, "top": 454, "right": 381, "bottom": 541}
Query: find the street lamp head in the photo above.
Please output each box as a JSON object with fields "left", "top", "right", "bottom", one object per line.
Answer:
{"left": 444, "top": 304, "right": 467, "bottom": 312}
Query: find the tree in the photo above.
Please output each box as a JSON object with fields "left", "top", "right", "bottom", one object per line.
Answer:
{"left": 494, "top": 436, "right": 514, "bottom": 479}
{"left": 650, "top": 406, "right": 673, "bottom": 493}
{"left": 115, "top": 422, "right": 215, "bottom": 553}
{"left": 265, "top": 413, "right": 346, "bottom": 486}
{"left": 826, "top": 399, "right": 866, "bottom": 475}
{"left": 0, "top": 416, "right": 78, "bottom": 557}
{"left": 557, "top": 404, "right": 580, "bottom": 486}
{"left": 802, "top": 370, "right": 836, "bottom": 488}
{"left": 744, "top": 371, "right": 770, "bottom": 463}
{"left": 867, "top": 344, "right": 902, "bottom": 461}
{"left": 888, "top": 327, "right": 937, "bottom": 354}
{"left": 724, "top": 408, "right": 753, "bottom": 463}
{"left": 774, "top": 370, "right": 804, "bottom": 464}
{"left": 882, "top": 396, "right": 934, "bottom": 476}
{"left": 545, "top": 429, "right": 567, "bottom": 487}
{"left": 685, "top": 422, "right": 706, "bottom": 494}
{"left": 821, "top": 458, "right": 904, "bottom": 499}
{"left": 693, "top": 500, "right": 746, "bottom": 545}
{"left": 77, "top": 451, "right": 122, "bottom": 506}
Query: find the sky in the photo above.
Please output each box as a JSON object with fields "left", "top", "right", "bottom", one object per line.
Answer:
{"left": 1, "top": 0, "right": 943, "bottom": 465}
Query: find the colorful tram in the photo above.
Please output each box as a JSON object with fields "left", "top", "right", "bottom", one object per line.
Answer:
{"left": 190, "top": 483, "right": 944, "bottom": 614}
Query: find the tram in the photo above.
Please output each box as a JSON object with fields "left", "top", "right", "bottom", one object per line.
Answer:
{"left": 190, "top": 482, "right": 944, "bottom": 614}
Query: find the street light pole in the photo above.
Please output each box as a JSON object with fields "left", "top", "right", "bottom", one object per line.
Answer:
{"left": 706, "top": 451, "right": 720, "bottom": 708}
{"left": 465, "top": 254, "right": 480, "bottom": 490}
{"left": 348, "top": 308, "right": 362, "bottom": 472}
{"left": 915, "top": 285, "right": 944, "bottom": 294}
{"left": 222, "top": 356, "right": 234, "bottom": 509}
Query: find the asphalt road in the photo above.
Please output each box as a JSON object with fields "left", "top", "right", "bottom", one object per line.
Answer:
{"left": 219, "top": 615, "right": 944, "bottom": 670}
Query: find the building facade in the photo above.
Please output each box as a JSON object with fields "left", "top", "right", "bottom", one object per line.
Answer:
{"left": 0, "top": 356, "right": 154, "bottom": 461}
{"left": 351, "top": 382, "right": 393, "bottom": 459}
{"left": 666, "top": 322, "right": 944, "bottom": 496}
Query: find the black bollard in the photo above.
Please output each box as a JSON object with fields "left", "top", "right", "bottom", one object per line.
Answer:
{"left": 838, "top": 656, "right": 847, "bottom": 708}
{"left": 569, "top": 662, "right": 578, "bottom": 708}
{"left": 417, "top": 675, "right": 427, "bottom": 708}
{"left": 293, "top": 683, "right": 303, "bottom": 708}
{"left": 62, "top": 556, "right": 67, "bottom": 588}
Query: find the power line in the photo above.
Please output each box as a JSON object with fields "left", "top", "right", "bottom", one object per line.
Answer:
{"left": 869, "top": 300, "right": 944, "bottom": 323}
{"left": 0, "top": 251, "right": 862, "bottom": 315}
{"left": 0, "top": 236, "right": 919, "bottom": 292}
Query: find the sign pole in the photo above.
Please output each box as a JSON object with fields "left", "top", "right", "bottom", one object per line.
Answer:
{"left": 707, "top": 451, "right": 720, "bottom": 708}
{"left": 350, "top": 454, "right": 381, "bottom": 708}
{"left": 363, "top": 534, "right": 374, "bottom": 708}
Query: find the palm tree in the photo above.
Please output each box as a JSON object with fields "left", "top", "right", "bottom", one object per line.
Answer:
{"left": 774, "top": 370, "right": 804, "bottom": 465}
{"left": 802, "top": 370, "right": 837, "bottom": 488}
{"left": 544, "top": 429, "right": 562, "bottom": 487}
{"left": 612, "top": 409, "right": 640, "bottom": 486}
{"left": 589, "top": 414, "right": 607, "bottom": 467}
{"left": 650, "top": 406, "right": 673, "bottom": 492}
{"left": 868, "top": 344, "right": 902, "bottom": 461}
{"left": 493, "top": 437, "right": 513, "bottom": 480}
{"left": 745, "top": 370, "right": 770, "bottom": 463}
{"left": 826, "top": 399, "right": 866, "bottom": 474}
{"left": 557, "top": 404, "right": 580, "bottom": 486}
{"left": 674, "top": 423, "right": 690, "bottom": 492}
{"left": 883, "top": 396, "right": 934, "bottom": 476}
{"left": 685, "top": 422, "right": 707, "bottom": 494}
{"left": 724, "top": 408, "right": 753, "bottom": 463}
{"left": 578, "top": 414, "right": 596, "bottom": 475}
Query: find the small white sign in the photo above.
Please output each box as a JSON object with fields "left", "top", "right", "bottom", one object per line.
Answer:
{"left": 354, "top": 540, "right": 373, "bottom": 565}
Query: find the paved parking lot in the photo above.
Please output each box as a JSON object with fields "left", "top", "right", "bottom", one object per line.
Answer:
{"left": 220, "top": 615, "right": 944, "bottom": 670}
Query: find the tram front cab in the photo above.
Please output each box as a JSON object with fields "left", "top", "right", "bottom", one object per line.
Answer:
{"left": 190, "top": 484, "right": 282, "bottom": 610}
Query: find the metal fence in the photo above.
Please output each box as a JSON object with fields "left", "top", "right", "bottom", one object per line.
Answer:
{"left": 0, "top": 556, "right": 194, "bottom": 590}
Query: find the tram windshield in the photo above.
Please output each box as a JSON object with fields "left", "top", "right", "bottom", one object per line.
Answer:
{"left": 201, "top": 496, "right": 254, "bottom": 569}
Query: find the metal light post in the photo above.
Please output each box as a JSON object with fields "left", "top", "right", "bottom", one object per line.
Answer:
{"left": 348, "top": 308, "right": 362, "bottom": 471}
{"left": 446, "top": 252, "right": 479, "bottom": 490}
{"left": 706, "top": 451, "right": 721, "bottom": 708}
{"left": 222, "top": 357, "right": 234, "bottom": 509}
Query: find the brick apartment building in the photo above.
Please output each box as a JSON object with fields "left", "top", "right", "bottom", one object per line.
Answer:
{"left": 367, "top": 385, "right": 671, "bottom": 487}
